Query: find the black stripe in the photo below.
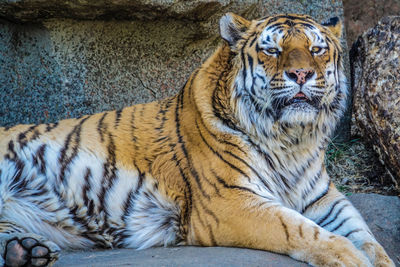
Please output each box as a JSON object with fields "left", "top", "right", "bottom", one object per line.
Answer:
{"left": 315, "top": 198, "right": 345, "bottom": 225}
{"left": 115, "top": 109, "right": 123, "bottom": 128}
{"left": 198, "top": 167, "right": 221, "bottom": 197}
{"left": 300, "top": 169, "right": 322, "bottom": 200}
{"left": 98, "top": 131, "right": 118, "bottom": 230}
{"left": 302, "top": 183, "right": 330, "bottom": 213}
{"left": 135, "top": 166, "right": 145, "bottom": 194}
{"left": 344, "top": 228, "right": 362, "bottom": 238}
{"left": 211, "top": 169, "right": 270, "bottom": 200}
{"left": 17, "top": 125, "right": 36, "bottom": 148}
{"left": 82, "top": 168, "right": 92, "bottom": 214}
{"left": 240, "top": 33, "right": 255, "bottom": 92}
{"left": 266, "top": 15, "right": 314, "bottom": 24}
{"left": 118, "top": 167, "right": 146, "bottom": 245}
{"left": 197, "top": 120, "right": 257, "bottom": 183}
{"left": 45, "top": 122, "right": 59, "bottom": 132}
{"left": 34, "top": 144, "right": 47, "bottom": 174}
{"left": 193, "top": 204, "right": 206, "bottom": 228}
{"left": 197, "top": 116, "right": 246, "bottom": 155}
{"left": 208, "top": 225, "right": 217, "bottom": 246}
{"left": 197, "top": 197, "right": 218, "bottom": 224}
{"left": 58, "top": 116, "right": 90, "bottom": 184}
{"left": 6, "top": 140, "right": 17, "bottom": 160}
{"left": 331, "top": 217, "right": 351, "bottom": 232}
{"left": 122, "top": 189, "right": 134, "bottom": 219}
{"left": 249, "top": 34, "right": 258, "bottom": 48}
{"left": 9, "top": 159, "right": 25, "bottom": 191}
{"left": 175, "top": 80, "right": 210, "bottom": 200}
{"left": 211, "top": 53, "right": 239, "bottom": 131}
{"left": 173, "top": 91, "right": 193, "bottom": 225}
{"left": 196, "top": 121, "right": 249, "bottom": 181}
{"left": 321, "top": 204, "right": 350, "bottom": 228}
{"left": 97, "top": 113, "right": 108, "bottom": 143}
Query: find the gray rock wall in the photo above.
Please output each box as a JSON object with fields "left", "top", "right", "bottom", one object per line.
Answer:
{"left": 0, "top": 0, "right": 348, "bottom": 137}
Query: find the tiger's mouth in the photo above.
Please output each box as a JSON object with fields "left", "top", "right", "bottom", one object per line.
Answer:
{"left": 285, "top": 92, "right": 311, "bottom": 106}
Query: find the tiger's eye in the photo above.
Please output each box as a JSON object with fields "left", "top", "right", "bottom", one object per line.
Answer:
{"left": 311, "top": 46, "right": 323, "bottom": 54}
{"left": 265, "top": 48, "right": 279, "bottom": 55}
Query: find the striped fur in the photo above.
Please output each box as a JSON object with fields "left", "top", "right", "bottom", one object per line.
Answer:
{"left": 0, "top": 13, "right": 394, "bottom": 267}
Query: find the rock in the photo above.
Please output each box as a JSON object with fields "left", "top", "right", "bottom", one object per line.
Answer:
{"left": 52, "top": 193, "right": 399, "bottom": 266}
{"left": 0, "top": 0, "right": 350, "bottom": 139}
{"left": 351, "top": 16, "right": 400, "bottom": 187}
{"left": 0, "top": 0, "right": 257, "bottom": 23}
{"left": 347, "top": 193, "right": 400, "bottom": 264}
{"left": 55, "top": 246, "right": 308, "bottom": 267}
{"left": 343, "top": 0, "right": 400, "bottom": 46}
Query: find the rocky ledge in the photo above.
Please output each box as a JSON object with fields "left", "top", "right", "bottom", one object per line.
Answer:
{"left": 0, "top": 0, "right": 257, "bottom": 22}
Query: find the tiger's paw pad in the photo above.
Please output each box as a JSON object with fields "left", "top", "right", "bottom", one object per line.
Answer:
{"left": 4, "top": 237, "right": 60, "bottom": 267}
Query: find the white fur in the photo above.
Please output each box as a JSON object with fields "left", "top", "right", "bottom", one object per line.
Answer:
{"left": 0, "top": 139, "right": 181, "bottom": 249}
{"left": 122, "top": 177, "right": 181, "bottom": 249}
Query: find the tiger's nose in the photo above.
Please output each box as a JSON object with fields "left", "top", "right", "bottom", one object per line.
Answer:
{"left": 285, "top": 69, "right": 315, "bottom": 85}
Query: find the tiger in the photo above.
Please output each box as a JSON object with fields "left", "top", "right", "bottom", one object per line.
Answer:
{"left": 0, "top": 12, "right": 395, "bottom": 267}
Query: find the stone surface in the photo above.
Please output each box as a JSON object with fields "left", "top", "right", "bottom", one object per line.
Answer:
{"left": 55, "top": 246, "right": 308, "bottom": 267}
{"left": 351, "top": 16, "right": 400, "bottom": 186}
{"left": 0, "top": 0, "right": 257, "bottom": 23}
{"left": 347, "top": 193, "right": 400, "bottom": 265}
{"left": 0, "top": 0, "right": 350, "bottom": 140}
{"left": 53, "top": 193, "right": 400, "bottom": 266}
{"left": 343, "top": 0, "right": 400, "bottom": 46}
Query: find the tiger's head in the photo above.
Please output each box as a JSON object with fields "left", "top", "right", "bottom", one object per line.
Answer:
{"left": 219, "top": 13, "right": 346, "bottom": 144}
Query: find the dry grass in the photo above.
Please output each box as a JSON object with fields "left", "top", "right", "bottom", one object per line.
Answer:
{"left": 325, "top": 136, "right": 399, "bottom": 196}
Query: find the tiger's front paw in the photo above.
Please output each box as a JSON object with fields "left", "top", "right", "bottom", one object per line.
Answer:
{"left": 306, "top": 235, "right": 372, "bottom": 267}
{"left": 361, "top": 242, "right": 395, "bottom": 267}
{"left": 1, "top": 233, "right": 60, "bottom": 267}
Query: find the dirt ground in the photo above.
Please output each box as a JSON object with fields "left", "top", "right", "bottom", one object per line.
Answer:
{"left": 326, "top": 135, "right": 399, "bottom": 196}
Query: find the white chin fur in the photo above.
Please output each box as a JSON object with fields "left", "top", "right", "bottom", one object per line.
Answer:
{"left": 279, "top": 105, "right": 318, "bottom": 124}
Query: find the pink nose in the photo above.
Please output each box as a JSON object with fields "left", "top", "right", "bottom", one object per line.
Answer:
{"left": 286, "top": 69, "right": 315, "bottom": 85}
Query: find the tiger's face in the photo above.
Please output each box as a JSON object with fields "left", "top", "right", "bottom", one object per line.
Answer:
{"left": 220, "top": 13, "right": 346, "bottom": 139}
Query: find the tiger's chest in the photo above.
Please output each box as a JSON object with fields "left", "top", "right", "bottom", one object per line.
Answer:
{"left": 241, "top": 144, "right": 328, "bottom": 211}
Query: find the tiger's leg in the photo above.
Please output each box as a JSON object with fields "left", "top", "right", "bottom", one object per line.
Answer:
{"left": 189, "top": 194, "right": 372, "bottom": 267}
{"left": 302, "top": 183, "right": 394, "bottom": 267}
{"left": 0, "top": 221, "right": 60, "bottom": 267}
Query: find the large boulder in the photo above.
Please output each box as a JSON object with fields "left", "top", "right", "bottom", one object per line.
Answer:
{"left": 351, "top": 16, "right": 400, "bottom": 187}
{"left": 0, "top": 0, "right": 349, "bottom": 139}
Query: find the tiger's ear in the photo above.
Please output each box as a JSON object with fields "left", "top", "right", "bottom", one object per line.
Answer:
{"left": 219, "top": 13, "right": 251, "bottom": 47}
{"left": 322, "top": 17, "right": 342, "bottom": 39}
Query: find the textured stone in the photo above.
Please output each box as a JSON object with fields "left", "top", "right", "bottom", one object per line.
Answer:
{"left": 347, "top": 193, "right": 400, "bottom": 265}
{"left": 0, "top": 0, "right": 349, "bottom": 139}
{"left": 0, "top": 0, "right": 257, "bottom": 23}
{"left": 343, "top": 0, "right": 400, "bottom": 45}
{"left": 351, "top": 16, "right": 400, "bottom": 186}
{"left": 52, "top": 193, "right": 400, "bottom": 267}
{"left": 55, "top": 246, "right": 308, "bottom": 267}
